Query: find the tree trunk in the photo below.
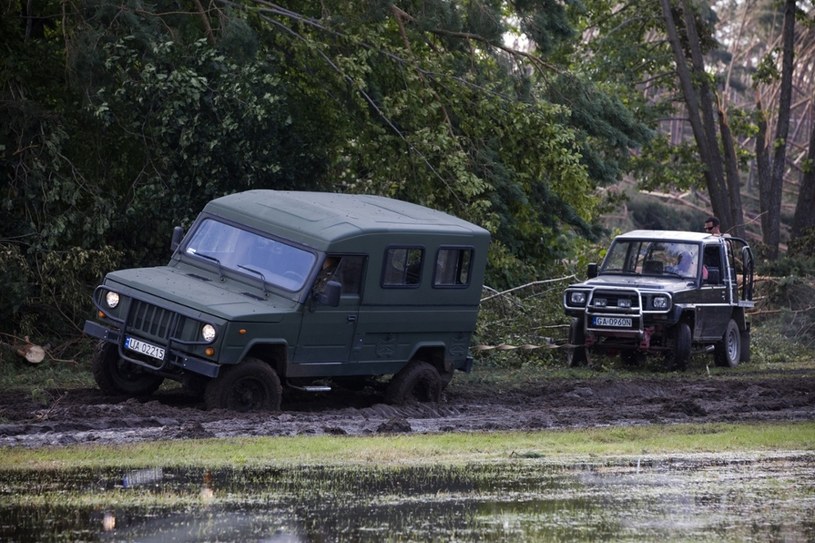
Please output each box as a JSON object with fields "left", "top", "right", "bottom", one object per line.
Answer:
{"left": 791, "top": 115, "right": 815, "bottom": 241}
{"left": 659, "top": 0, "right": 738, "bottom": 232}
{"left": 762, "top": 0, "right": 796, "bottom": 259}
{"left": 717, "top": 101, "right": 747, "bottom": 238}
{"left": 755, "top": 98, "right": 772, "bottom": 242}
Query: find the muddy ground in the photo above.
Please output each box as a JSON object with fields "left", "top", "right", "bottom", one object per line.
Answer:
{"left": 1, "top": 368, "right": 814, "bottom": 448}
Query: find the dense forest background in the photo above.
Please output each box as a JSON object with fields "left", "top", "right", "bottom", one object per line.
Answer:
{"left": 2, "top": 0, "right": 815, "bottom": 352}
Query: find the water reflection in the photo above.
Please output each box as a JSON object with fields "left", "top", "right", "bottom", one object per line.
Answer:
{"left": 0, "top": 454, "right": 813, "bottom": 542}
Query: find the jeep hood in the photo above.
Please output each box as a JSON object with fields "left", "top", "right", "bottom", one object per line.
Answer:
{"left": 104, "top": 266, "right": 298, "bottom": 321}
{"left": 577, "top": 274, "right": 695, "bottom": 293}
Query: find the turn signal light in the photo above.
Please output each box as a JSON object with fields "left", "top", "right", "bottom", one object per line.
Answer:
{"left": 98, "top": 310, "right": 106, "bottom": 319}
{"left": 205, "top": 347, "right": 216, "bottom": 357}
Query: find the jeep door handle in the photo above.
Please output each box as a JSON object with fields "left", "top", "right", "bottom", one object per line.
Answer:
{"left": 347, "top": 315, "right": 357, "bottom": 322}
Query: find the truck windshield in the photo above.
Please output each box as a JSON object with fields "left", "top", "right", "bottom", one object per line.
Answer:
{"left": 602, "top": 240, "right": 701, "bottom": 279}
{"left": 184, "top": 218, "right": 316, "bottom": 291}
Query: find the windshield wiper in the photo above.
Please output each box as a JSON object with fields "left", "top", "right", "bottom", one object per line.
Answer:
{"left": 194, "top": 252, "right": 224, "bottom": 281}
{"left": 237, "top": 264, "right": 270, "bottom": 296}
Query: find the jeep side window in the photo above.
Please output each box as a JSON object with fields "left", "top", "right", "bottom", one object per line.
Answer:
{"left": 335, "top": 255, "right": 365, "bottom": 295}
{"left": 703, "top": 245, "right": 723, "bottom": 284}
{"left": 383, "top": 247, "right": 423, "bottom": 287}
{"left": 434, "top": 247, "right": 473, "bottom": 287}
{"left": 313, "top": 255, "right": 365, "bottom": 295}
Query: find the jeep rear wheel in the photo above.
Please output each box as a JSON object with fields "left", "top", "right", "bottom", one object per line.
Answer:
{"left": 92, "top": 342, "right": 164, "bottom": 396}
{"left": 385, "top": 360, "right": 442, "bottom": 405}
{"left": 714, "top": 319, "right": 741, "bottom": 368}
{"left": 567, "top": 318, "right": 588, "bottom": 367}
{"left": 205, "top": 358, "right": 282, "bottom": 412}
{"left": 664, "top": 322, "right": 692, "bottom": 371}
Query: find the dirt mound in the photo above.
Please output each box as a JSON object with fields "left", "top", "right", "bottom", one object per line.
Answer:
{"left": 1, "top": 372, "right": 813, "bottom": 448}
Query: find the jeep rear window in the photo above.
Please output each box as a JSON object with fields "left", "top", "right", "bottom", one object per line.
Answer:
{"left": 434, "top": 247, "right": 473, "bottom": 287}
{"left": 185, "top": 218, "right": 316, "bottom": 291}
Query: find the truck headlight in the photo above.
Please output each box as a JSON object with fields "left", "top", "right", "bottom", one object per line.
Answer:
{"left": 569, "top": 291, "right": 587, "bottom": 305}
{"left": 652, "top": 296, "right": 669, "bottom": 309}
{"left": 105, "top": 291, "right": 120, "bottom": 309}
{"left": 201, "top": 324, "right": 217, "bottom": 343}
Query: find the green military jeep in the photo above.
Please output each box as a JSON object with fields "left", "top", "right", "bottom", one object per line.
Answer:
{"left": 84, "top": 190, "right": 490, "bottom": 411}
{"left": 563, "top": 230, "right": 755, "bottom": 370}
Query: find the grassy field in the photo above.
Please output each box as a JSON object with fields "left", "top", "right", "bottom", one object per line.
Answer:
{"left": 1, "top": 421, "right": 813, "bottom": 470}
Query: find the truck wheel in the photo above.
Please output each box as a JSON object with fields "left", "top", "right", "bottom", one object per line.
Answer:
{"left": 92, "top": 342, "right": 164, "bottom": 396}
{"left": 205, "top": 358, "right": 282, "bottom": 412}
{"left": 664, "top": 322, "right": 691, "bottom": 371}
{"left": 739, "top": 328, "right": 751, "bottom": 363}
{"left": 567, "top": 318, "right": 588, "bottom": 367}
{"left": 714, "top": 319, "right": 741, "bottom": 368}
{"left": 385, "top": 360, "right": 442, "bottom": 405}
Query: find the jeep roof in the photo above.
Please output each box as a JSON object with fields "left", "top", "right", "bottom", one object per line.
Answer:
{"left": 612, "top": 230, "right": 711, "bottom": 242}
{"left": 204, "top": 190, "right": 489, "bottom": 252}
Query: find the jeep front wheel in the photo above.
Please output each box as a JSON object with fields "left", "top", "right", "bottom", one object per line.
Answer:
{"left": 385, "top": 360, "right": 442, "bottom": 405}
{"left": 92, "top": 342, "right": 164, "bottom": 396}
{"left": 714, "top": 319, "right": 741, "bottom": 368}
{"left": 567, "top": 318, "right": 588, "bottom": 367}
{"left": 205, "top": 358, "right": 282, "bottom": 412}
{"left": 664, "top": 322, "right": 692, "bottom": 371}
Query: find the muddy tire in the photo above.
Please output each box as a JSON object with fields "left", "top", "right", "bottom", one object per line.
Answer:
{"left": 664, "top": 322, "right": 692, "bottom": 371}
{"left": 205, "top": 358, "right": 282, "bottom": 412}
{"left": 739, "top": 328, "right": 751, "bottom": 363}
{"left": 92, "top": 342, "right": 164, "bottom": 396}
{"left": 567, "top": 318, "right": 588, "bottom": 367}
{"left": 385, "top": 360, "right": 442, "bottom": 405}
{"left": 714, "top": 319, "right": 741, "bottom": 368}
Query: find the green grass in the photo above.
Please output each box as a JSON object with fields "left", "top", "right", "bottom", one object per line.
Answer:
{"left": 2, "top": 421, "right": 813, "bottom": 471}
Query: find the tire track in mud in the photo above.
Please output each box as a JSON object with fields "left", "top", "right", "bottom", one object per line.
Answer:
{"left": 0, "top": 374, "right": 814, "bottom": 448}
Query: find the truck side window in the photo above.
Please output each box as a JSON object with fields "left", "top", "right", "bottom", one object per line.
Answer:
{"left": 703, "top": 245, "right": 722, "bottom": 284}
{"left": 335, "top": 255, "right": 364, "bottom": 295}
{"left": 434, "top": 247, "right": 473, "bottom": 287}
{"left": 313, "top": 255, "right": 365, "bottom": 296}
{"left": 383, "top": 247, "right": 423, "bottom": 287}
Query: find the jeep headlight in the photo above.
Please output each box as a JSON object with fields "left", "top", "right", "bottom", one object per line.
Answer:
{"left": 569, "top": 291, "right": 587, "bottom": 305}
{"left": 201, "top": 324, "right": 217, "bottom": 343}
{"left": 652, "top": 295, "right": 669, "bottom": 310}
{"left": 105, "top": 291, "right": 120, "bottom": 309}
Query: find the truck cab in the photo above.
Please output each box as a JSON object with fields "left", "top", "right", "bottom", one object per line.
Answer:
{"left": 563, "top": 230, "right": 754, "bottom": 370}
{"left": 84, "top": 190, "right": 491, "bottom": 411}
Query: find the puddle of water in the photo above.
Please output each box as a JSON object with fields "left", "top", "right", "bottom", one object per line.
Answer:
{"left": 0, "top": 453, "right": 813, "bottom": 542}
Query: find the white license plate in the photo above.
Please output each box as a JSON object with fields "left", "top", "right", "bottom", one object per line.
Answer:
{"left": 593, "top": 316, "right": 633, "bottom": 328}
{"left": 124, "top": 336, "right": 166, "bottom": 360}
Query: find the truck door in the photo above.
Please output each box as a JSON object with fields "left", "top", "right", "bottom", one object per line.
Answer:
{"left": 697, "top": 243, "right": 731, "bottom": 340}
{"left": 293, "top": 255, "right": 365, "bottom": 366}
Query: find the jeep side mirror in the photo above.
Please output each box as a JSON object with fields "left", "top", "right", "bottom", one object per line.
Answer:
{"left": 587, "top": 263, "right": 598, "bottom": 279}
{"left": 317, "top": 280, "right": 342, "bottom": 307}
{"left": 170, "top": 226, "right": 184, "bottom": 252}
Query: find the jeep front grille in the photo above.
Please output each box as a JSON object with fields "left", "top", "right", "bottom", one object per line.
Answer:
{"left": 589, "top": 290, "right": 639, "bottom": 310}
{"left": 129, "top": 300, "right": 184, "bottom": 340}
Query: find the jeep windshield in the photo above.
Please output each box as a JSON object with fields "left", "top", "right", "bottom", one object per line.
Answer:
{"left": 184, "top": 218, "right": 316, "bottom": 291}
{"left": 601, "top": 239, "right": 701, "bottom": 280}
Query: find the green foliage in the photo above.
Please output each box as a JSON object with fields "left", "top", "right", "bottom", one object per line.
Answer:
{"left": 627, "top": 194, "right": 705, "bottom": 232}
{"left": 632, "top": 135, "right": 705, "bottom": 192}
{"left": 475, "top": 240, "right": 606, "bottom": 368}
{"left": 0, "top": 0, "right": 659, "bottom": 346}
